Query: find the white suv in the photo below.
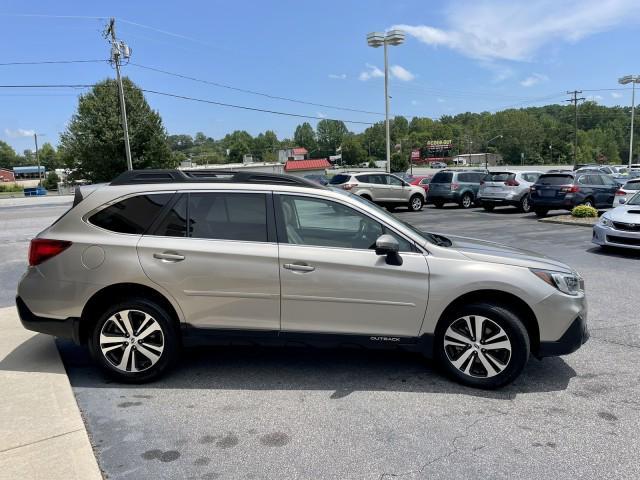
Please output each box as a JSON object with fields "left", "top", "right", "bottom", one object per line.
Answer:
{"left": 329, "top": 172, "right": 426, "bottom": 211}
{"left": 478, "top": 171, "right": 543, "bottom": 213}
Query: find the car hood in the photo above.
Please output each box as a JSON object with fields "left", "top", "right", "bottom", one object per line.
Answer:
{"left": 606, "top": 204, "right": 640, "bottom": 222}
{"left": 439, "top": 233, "right": 573, "bottom": 273}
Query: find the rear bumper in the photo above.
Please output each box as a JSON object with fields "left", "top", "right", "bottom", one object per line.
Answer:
{"left": 479, "top": 197, "right": 520, "bottom": 207}
{"left": 16, "top": 296, "right": 81, "bottom": 344}
{"left": 529, "top": 195, "right": 575, "bottom": 210}
{"left": 537, "top": 315, "right": 589, "bottom": 357}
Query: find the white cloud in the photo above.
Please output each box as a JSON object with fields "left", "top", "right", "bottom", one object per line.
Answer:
{"left": 393, "top": 0, "right": 640, "bottom": 61}
{"left": 411, "top": 99, "right": 419, "bottom": 106}
{"left": 590, "top": 94, "right": 603, "bottom": 101}
{"left": 359, "top": 63, "right": 384, "bottom": 81}
{"left": 317, "top": 112, "right": 327, "bottom": 119}
{"left": 359, "top": 63, "right": 415, "bottom": 81}
{"left": 611, "top": 91, "right": 623, "bottom": 98}
{"left": 328, "top": 73, "right": 347, "bottom": 80}
{"left": 436, "top": 97, "right": 446, "bottom": 103}
{"left": 520, "top": 73, "right": 549, "bottom": 87}
{"left": 4, "top": 128, "right": 35, "bottom": 138}
{"left": 389, "top": 65, "right": 415, "bottom": 81}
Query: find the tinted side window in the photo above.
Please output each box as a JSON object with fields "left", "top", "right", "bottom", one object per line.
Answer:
{"left": 601, "top": 175, "right": 617, "bottom": 186}
{"left": 370, "top": 174, "right": 388, "bottom": 185}
{"left": 457, "top": 173, "right": 471, "bottom": 182}
{"left": 329, "top": 174, "right": 351, "bottom": 185}
{"left": 89, "top": 193, "right": 172, "bottom": 234}
{"left": 356, "top": 174, "right": 370, "bottom": 183}
{"left": 189, "top": 192, "right": 268, "bottom": 242}
{"left": 432, "top": 172, "right": 453, "bottom": 183}
{"left": 155, "top": 195, "right": 187, "bottom": 237}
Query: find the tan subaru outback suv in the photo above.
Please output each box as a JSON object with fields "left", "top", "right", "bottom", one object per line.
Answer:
{"left": 17, "top": 169, "right": 588, "bottom": 389}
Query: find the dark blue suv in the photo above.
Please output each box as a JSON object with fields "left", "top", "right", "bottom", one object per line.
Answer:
{"left": 529, "top": 172, "right": 619, "bottom": 217}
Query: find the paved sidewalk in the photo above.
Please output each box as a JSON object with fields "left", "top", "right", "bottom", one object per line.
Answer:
{"left": 0, "top": 306, "right": 102, "bottom": 480}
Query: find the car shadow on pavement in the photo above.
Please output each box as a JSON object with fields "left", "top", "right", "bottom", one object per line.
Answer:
{"left": 586, "top": 245, "right": 640, "bottom": 259}
{"left": 46, "top": 339, "right": 577, "bottom": 400}
{"left": 0, "top": 333, "right": 65, "bottom": 374}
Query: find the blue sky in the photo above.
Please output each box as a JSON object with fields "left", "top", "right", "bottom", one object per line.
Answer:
{"left": 1, "top": 0, "right": 639, "bottom": 153}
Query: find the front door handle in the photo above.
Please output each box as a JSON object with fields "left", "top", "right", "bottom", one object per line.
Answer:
{"left": 283, "top": 263, "right": 315, "bottom": 272}
{"left": 153, "top": 252, "right": 185, "bottom": 262}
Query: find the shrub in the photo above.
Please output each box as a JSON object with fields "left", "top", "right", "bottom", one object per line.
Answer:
{"left": 0, "top": 183, "right": 23, "bottom": 193}
{"left": 571, "top": 205, "right": 598, "bottom": 218}
{"left": 43, "top": 171, "right": 60, "bottom": 190}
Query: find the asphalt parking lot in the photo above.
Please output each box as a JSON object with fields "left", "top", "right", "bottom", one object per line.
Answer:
{"left": 3, "top": 199, "right": 640, "bottom": 479}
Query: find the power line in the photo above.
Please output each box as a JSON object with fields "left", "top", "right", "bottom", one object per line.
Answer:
{"left": 129, "top": 62, "right": 385, "bottom": 116}
{"left": 0, "top": 59, "right": 107, "bottom": 66}
{"left": 0, "top": 84, "right": 95, "bottom": 88}
{"left": 140, "top": 88, "right": 374, "bottom": 125}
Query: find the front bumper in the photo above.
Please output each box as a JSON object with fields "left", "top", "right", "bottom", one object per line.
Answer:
{"left": 538, "top": 314, "right": 589, "bottom": 357}
{"left": 592, "top": 224, "right": 640, "bottom": 249}
{"left": 16, "top": 296, "right": 81, "bottom": 344}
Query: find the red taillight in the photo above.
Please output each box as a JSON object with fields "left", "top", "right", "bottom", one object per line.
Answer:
{"left": 560, "top": 185, "right": 580, "bottom": 193}
{"left": 451, "top": 183, "right": 460, "bottom": 191}
{"left": 28, "top": 239, "right": 72, "bottom": 266}
{"left": 505, "top": 179, "right": 520, "bottom": 187}
{"left": 615, "top": 189, "right": 626, "bottom": 196}
{"left": 342, "top": 183, "right": 355, "bottom": 191}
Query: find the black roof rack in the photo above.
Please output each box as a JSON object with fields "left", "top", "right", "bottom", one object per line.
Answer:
{"left": 110, "top": 169, "right": 324, "bottom": 189}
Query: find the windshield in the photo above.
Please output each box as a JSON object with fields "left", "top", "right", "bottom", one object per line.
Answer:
{"left": 328, "top": 174, "right": 351, "bottom": 185}
{"left": 332, "top": 189, "right": 449, "bottom": 247}
{"left": 537, "top": 174, "right": 574, "bottom": 185}
{"left": 431, "top": 172, "right": 453, "bottom": 183}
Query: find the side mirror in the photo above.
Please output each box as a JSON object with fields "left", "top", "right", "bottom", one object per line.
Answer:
{"left": 375, "top": 234, "right": 403, "bottom": 266}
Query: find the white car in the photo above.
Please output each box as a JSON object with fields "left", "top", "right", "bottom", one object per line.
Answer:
{"left": 615, "top": 179, "right": 640, "bottom": 206}
{"left": 478, "top": 171, "right": 543, "bottom": 213}
{"left": 593, "top": 192, "right": 640, "bottom": 250}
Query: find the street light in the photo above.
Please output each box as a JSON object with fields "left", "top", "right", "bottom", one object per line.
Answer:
{"left": 619, "top": 75, "right": 640, "bottom": 168}
{"left": 485, "top": 135, "right": 502, "bottom": 170}
{"left": 367, "top": 30, "right": 405, "bottom": 173}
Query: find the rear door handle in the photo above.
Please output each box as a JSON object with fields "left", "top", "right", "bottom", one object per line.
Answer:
{"left": 283, "top": 263, "right": 315, "bottom": 272}
{"left": 153, "top": 252, "right": 185, "bottom": 262}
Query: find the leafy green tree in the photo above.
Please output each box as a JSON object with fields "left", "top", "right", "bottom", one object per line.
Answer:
{"left": 294, "top": 122, "right": 317, "bottom": 152}
{"left": 316, "top": 120, "right": 348, "bottom": 154}
{"left": 43, "top": 171, "right": 60, "bottom": 190}
{"left": 390, "top": 152, "right": 409, "bottom": 173}
{"left": 38, "top": 143, "right": 61, "bottom": 170}
{"left": 59, "top": 77, "right": 175, "bottom": 182}
{"left": 167, "top": 134, "right": 194, "bottom": 151}
{"left": 341, "top": 135, "right": 367, "bottom": 166}
{"left": 0, "top": 141, "right": 17, "bottom": 169}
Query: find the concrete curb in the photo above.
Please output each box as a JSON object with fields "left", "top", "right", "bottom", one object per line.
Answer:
{"left": 538, "top": 217, "right": 598, "bottom": 228}
{"left": 0, "top": 307, "right": 102, "bottom": 480}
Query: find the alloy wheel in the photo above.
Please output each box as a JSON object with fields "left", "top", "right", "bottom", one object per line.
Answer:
{"left": 443, "top": 315, "right": 512, "bottom": 378}
{"left": 99, "top": 309, "right": 165, "bottom": 373}
{"left": 411, "top": 196, "right": 423, "bottom": 211}
{"left": 521, "top": 196, "right": 531, "bottom": 213}
{"left": 462, "top": 195, "right": 472, "bottom": 208}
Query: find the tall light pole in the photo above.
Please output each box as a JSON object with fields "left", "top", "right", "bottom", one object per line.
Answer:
{"left": 33, "top": 133, "right": 46, "bottom": 186}
{"left": 485, "top": 135, "right": 502, "bottom": 170}
{"left": 619, "top": 75, "right": 640, "bottom": 168}
{"left": 367, "top": 30, "right": 405, "bottom": 173}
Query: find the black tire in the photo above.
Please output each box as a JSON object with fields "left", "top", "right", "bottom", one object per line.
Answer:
{"left": 433, "top": 200, "right": 445, "bottom": 209}
{"left": 483, "top": 203, "right": 495, "bottom": 212}
{"left": 408, "top": 194, "right": 424, "bottom": 212}
{"left": 459, "top": 192, "right": 474, "bottom": 209}
{"left": 435, "top": 302, "right": 530, "bottom": 389}
{"left": 581, "top": 198, "right": 595, "bottom": 209}
{"left": 88, "top": 298, "right": 179, "bottom": 383}
{"left": 534, "top": 209, "right": 548, "bottom": 218}
{"left": 519, "top": 194, "right": 532, "bottom": 213}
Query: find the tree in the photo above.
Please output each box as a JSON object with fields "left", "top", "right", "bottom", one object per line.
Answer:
{"left": 59, "top": 77, "right": 175, "bottom": 182}
{"left": 0, "top": 141, "right": 17, "bottom": 169}
{"left": 43, "top": 171, "right": 60, "bottom": 190}
{"left": 316, "top": 120, "right": 348, "bottom": 154}
{"left": 38, "top": 143, "right": 61, "bottom": 170}
{"left": 294, "top": 122, "right": 317, "bottom": 152}
{"left": 390, "top": 152, "right": 409, "bottom": 173}
{"left": 341, "top": 135, "right": 367, "bottom": 166}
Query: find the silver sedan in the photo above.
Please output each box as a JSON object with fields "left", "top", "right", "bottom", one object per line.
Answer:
{"left": 593, "top": 192, "right": 640, "bottom": 249}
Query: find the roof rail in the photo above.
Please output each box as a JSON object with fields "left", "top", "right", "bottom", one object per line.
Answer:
{"left": 110, "top": 169, "right": 324, "bottom": 189}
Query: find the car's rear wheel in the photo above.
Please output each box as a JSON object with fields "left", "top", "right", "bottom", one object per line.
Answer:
{"left": 436, "top": 302, "right": 530, "bottom": 389}
{"left": 519, "top": 194, "right": 532, "bottom": 213}
{"left": 408, "top": 194, "right": 424, "bottom": 212}
{"left": 88, "top": 298, "right": 179, "bottom": 383}
{"left": 534, "top": 209, "right": 548, "bottom": 218}
{"left": 581, "top": 198, "right": 595, "bottom": 209}
{"left": 459, "top": 193, "right": 474, "bottom": 209}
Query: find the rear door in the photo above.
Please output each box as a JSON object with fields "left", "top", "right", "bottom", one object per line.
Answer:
{"left": 386, "top": 174, "right": 409, "bottom": 202}
{"left": 137, "top": 191, "right": 281, "bottom": 331}
{"left": 599, "top": 174, "right": 619, "bottom": 207}
{"left": 276, "top": 193, "right": 429, "bottom": 337}
{"left": 428, "top": 171, "right": 453, "bottom": 197}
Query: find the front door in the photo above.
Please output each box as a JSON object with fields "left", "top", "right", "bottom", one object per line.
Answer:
{"left": 137, "top": 191, "right": 281, "bottom": 331}
{"left": 275, "top": 193, "right": 429, "bottom": 337}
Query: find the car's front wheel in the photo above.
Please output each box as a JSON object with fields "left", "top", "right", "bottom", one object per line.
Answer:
{"left": 88, "top": 298, "right": 179, "bottom": 383}
{"left": 436, "top": 302, "right": 530, "bottom": 389}
{"left": 408, "top": 194, "right": 424, "bottom": 212}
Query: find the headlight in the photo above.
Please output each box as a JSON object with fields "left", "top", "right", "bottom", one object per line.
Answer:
{"left": 599, "top": 216, "right": 613, "bottom": 227}
{"left": 531, "top": 269, "right": 584, "bottom": 296}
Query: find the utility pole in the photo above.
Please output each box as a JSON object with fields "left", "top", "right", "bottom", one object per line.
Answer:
{"left": 566, "top": 90, "right": 585, "bottom": 165}
{"left": 105, "top": 17, "right": 133, "bottom": 171}
{"left": 33, "top": 133, "right": 41, "bottom": 186}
